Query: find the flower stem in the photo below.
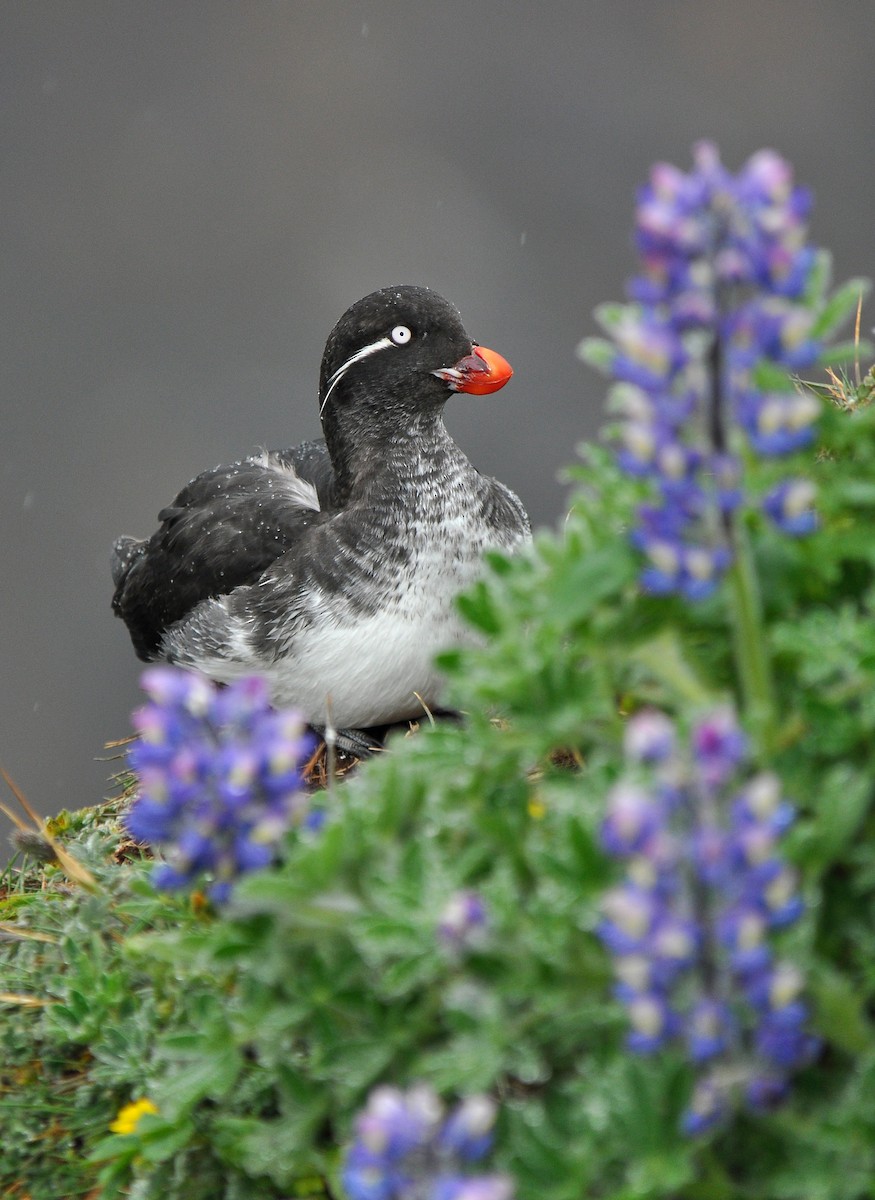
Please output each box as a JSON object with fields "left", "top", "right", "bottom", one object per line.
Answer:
{"left": 708, "top": 295, "right": 778, "bottom": 758}
{"left": 724, "top": 517, "right": 778, "bottom": 758}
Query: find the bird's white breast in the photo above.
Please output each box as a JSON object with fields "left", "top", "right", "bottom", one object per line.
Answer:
{"left": 265, "top": 509, "right": 499, "bottom": 726}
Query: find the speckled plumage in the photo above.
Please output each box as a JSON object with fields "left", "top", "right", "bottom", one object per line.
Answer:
{"left": 112, "top": 285, "right": 530, "bottom": 728}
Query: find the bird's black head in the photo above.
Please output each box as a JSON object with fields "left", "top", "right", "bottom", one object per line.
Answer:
{"left": 317, "top": 285, "right": 513, "bottom": 498}
{"left": 319, "top": 285, "right": 512, "bottom": 423}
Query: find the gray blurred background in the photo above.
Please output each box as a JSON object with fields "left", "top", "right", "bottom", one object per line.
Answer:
{"left": 3, "top": 1, "right": 874, "bottom": 831}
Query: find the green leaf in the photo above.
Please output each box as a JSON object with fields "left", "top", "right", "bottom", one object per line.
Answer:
{"left": 803, "top": 247, "right": 833, "bottom": 310}
{"left": 629, "top": 628, "right": 715, "bottom": 706}
{"left": 212, "top": 1115, "right": 324, "bottom": 1186}
{"left": 87, "top": 1133, "right": 141, "bottom": 1166}
{"left": 810, "top": 277, "right": 872, "bottom": 340}
{"left": 313, "top": 1037, "right": 396, "bottom": 1090}
{"left": 809, "top": 764, "right": 873, "bottom": 866}
{"left": 137, "top": 1115, "right": 198, "bottom": 1164}
{"left": 577, "top": 336, "right": 616, "bottom": 375}
{"left": 818, "top": 338, "right": 875, "bottom": 367}
{"left": 548, "top": 542, "right": 637, "bottom": 625}
{"left": 232, "top": 872, "right": 360, "bottom": 927}
{"left": 752, "top": 359, "right": 796, "bottom": 392}
{"left": 156, "top": 1036, "right": 243, "bottom": 1114}
{"left": 837, "top": 479, "right": 875, "bottom": 506}
{"left": 810, "top": 964, "right": 874, "bottom": 1056}
{"left": 456, "top": 581, "right": 503, "bottom": 635}
{"left": 593, "top": 301, "right": 632, "bottom": 332}
{"left": 483, "top": 548, "right": 515, "bottom": 575}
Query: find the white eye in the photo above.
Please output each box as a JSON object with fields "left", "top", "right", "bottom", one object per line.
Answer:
{"left": 390, "top": 325, "right": 412, "bottom": 345}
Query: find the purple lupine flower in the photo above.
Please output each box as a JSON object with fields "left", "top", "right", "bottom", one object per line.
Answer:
{"left": 755, "top": 1004, "right": 818, "bottom": 1070}
{"left": 598, "top": 884, "right": 659, "bottom": 954}
{"left": 745, "top": 1072, "right": 791, "bottom": 1112}
{"left": 622, "top": 990, "right": 679, "bottom": 1053}
{"left": 762, "top": 478, "right": 818, "bottom": 536}
{"left": 601, "top": 782, "right": 662, "bottom": 855}
{"left": 686, "top": 998, "right": 734, "bottom": 1063}
{"left": 680, "top": 1075, "right": 727, "bottom": 1137}
{"left": 733, "top": 771, "right": 794, "bottom": 829}
{"left": 342, "top": 1085, "right": 513, "bottom": 1200}
{"left": 582, "top": 143, "right": 824, "bottom": 600}
{"left": 691, "top": 707, "right": 749, "bottom": 791}
{"left": 624, "top": 709, "right": 677, "bottom": 764}
{"left": 438, "top": 891, "right": 489, "bottom": 954}
{"left": 126, "top": 666, "right": 314, "bottom": 902}
{"left": 598, "top": 706, "right": 818, "bottom": 1134}
{"left": 716, "top": 904, "right": 772, "bottom": 978}
{"left": 647, "top": 916, "right": 700, "bottom": 986}
{"left": 735, "top": 389, "right": 820, "bottom": 456}
{"left": 439, "top": 1095, "right": 498, "bottom": 1161}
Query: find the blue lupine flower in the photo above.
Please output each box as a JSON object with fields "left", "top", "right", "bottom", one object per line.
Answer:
{"left": 597, "top": 707, "right": 818, "bottom": 1133}
{"left": 342, "top": 1085, "right": 513, "bottom": 1200}
{"left": 125, "top": 666, "right": 314, "bottom": 901}
{"left": 582, "top": 143, "right": 824, "bottom": 600}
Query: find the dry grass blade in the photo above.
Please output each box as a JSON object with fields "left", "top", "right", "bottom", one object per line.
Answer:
{"left": 0, "top": 991, "right": 56, "bottom": 1007}
{"left": 412, "top": 692, "right": 437, "bottom": 729}
{"left": 0, "top": 765, "right": 100, "bottom": 894}
{"left": 0, "top": 923, "right": 58, "bottom": 944}
{"left": 103, "top": 735, "right": 137, "bottom": 750}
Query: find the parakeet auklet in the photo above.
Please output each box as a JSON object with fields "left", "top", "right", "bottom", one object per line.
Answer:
{"left": 112, "top": 285, "right": 530, "bottom": 735}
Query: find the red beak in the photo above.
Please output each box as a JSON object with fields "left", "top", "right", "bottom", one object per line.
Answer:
{"left": 432, "top": 345, "right": 513, "bottom": 395}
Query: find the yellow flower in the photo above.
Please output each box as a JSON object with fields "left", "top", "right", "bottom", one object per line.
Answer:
{"left": 527, "top": 794, "right": 546, "bottom": 820}
{"left": 110, "top": 1097, "right": 158, "bottom": 1135}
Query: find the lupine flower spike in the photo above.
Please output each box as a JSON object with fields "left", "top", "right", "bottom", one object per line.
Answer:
{"left": 125, "top": 666, "right": 315, "bottom": 902}
{"left": 581, "top": 142, "right": 823, "bottom": 599}
{"left": 343, "top": 1084, "right": 513, "bottom": 1200}
{"left": 598, "top": 707, "right": 818, "bottom": 1134}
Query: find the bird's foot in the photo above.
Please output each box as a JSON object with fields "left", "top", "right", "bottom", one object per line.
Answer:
{"left": 310, "top": 725, "right": 384, "bottom": 758}
{"left": 310, "top": 709, "right": 462, "bottom": 761}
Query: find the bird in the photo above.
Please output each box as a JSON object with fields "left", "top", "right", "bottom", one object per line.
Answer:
{"left": 111, "top": 284, "right": 530, "bottom": 744}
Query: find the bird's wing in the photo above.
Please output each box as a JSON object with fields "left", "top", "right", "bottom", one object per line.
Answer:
{"left": 270, "top": 438, "right": 337, "bottom": 509}
{"left": 112, "top": 452, "right": 323, "bottom": 659}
